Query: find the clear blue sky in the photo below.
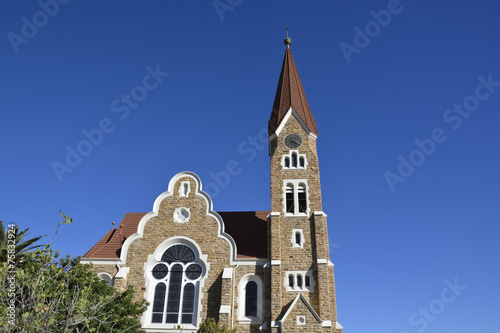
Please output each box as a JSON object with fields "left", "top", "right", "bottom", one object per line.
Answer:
{"left": 1, "top": 1, "right": 499, "bottom": 332}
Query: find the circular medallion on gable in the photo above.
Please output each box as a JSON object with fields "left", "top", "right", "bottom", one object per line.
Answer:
{"left": 173, "top": 207, "right": 190, "bottom": 223}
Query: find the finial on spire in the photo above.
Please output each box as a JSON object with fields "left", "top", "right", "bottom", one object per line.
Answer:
{"left": 284, "top": 26, "right": 292, "bottom": 47}
{"left": 111, "top": 221, "right": 115, "bottom": 229}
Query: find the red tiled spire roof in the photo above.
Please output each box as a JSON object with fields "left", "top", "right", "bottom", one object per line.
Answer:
{"left": 269, "top": 38, "right": 318, "bottom": 136}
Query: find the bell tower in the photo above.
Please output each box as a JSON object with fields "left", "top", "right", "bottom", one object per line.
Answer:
{"left": 267, "top": 33, "right": 342, "bottom": 332}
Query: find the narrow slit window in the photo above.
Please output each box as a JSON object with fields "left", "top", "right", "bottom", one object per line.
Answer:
{"left": 288, "top": 275, "right": 294, "bottom": 288}
{"left": 305, "top": 275, "right": 311, "bottom": 287}
{"left": 292, "top": 153, "right": 298, "bottom": 167}
{"left": 295, "top": 232, "right": 301, "bottom": 246}
{"left": 299, "top": 157, "right": 305, "bottom": 168}
{"left": 285, "top": 157, "right": 290, "bottom": 168}
{"left": 297, "top": 275, "right": 303, "bottom": 288}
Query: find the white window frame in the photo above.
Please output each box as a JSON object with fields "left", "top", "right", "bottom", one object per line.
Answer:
{"left": 291, "top": 229, "right": 305, "bottom": 249}
{"left": 237, "top": 274, "right": 264, "bottom": 324}
{"left": 282, "top": 150, "right": 307, "bottom": 170}
{"left": 285, "top": 271, "right": 314, "bottom": 292}
{"left": 283, "top": 179, "right": 309, "bottom": 216}
{"left": 97, "top": 272, "right": 113, "bottom": 286}
{"left": 143, "top": 238, "right": 208, "bottom": 331}
{"left": 179, "top": 181, "right": 191, "bottom": 197}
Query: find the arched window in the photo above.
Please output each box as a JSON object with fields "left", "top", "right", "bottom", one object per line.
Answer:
{"left": 286, "top": 183, "right": 295, "bottom": 213}
{"left": 286, "top": 271, "right": 314, "bottom": 292}
{"left": 282, "top": 151, "right": 307, "bottom": 170}
{"left": 245, "top": 281, "right": 258, "bottom": 317}
{"left": 97, "top": 272, "right": 113, "bottom": 286}
{"left": 150, "top": 244, "right": 204, "bottom": 325}
{"left": 238, "top": 275, "right": 263, "bottom": 323}
{"left": 298, "top": 183, "right": 307, "bottom": 213}
{"left": 291, "top": 153, "right": 298, "bottom": 167}
{"left": 305, "top": 275, "right": 311, "bottom": 287}
{"left": 295, "top": 232, "right": 301, "bottom": 246}
{"left": 284, "top": 180, "right": 308, "bottom": 215}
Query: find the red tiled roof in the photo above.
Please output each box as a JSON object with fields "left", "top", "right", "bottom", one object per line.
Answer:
{"left": 269, "top": 44, "right": 318, "bottom": 136}
{"left": 83, "top": 211, "right": 269, "bottom": 260}
{"left": 83, "top": 213, "right": 146, "bottom": 259}
{"left": 219, "top": 211, "right": 269, "bottom": 259}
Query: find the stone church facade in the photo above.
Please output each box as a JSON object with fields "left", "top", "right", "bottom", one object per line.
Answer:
{"left": 82, "top": 37, "right": 343, "bottom": 333}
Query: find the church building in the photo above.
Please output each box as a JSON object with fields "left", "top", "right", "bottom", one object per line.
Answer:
{"left": 82, "top": 35, "right": 343, "bottom": 333}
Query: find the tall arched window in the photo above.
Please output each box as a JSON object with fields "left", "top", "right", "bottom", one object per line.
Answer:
{"left": 291, "top": 153, "right": 298, "bottom": 167}
{"left": 245, "top": 281, "right": 258, "bottom": 317}
{"left": 298, "top": 183, "right": 307, "bottom": 213}
{"left": 150, "top": 244, "right": 204, "bottom": 325}
{"left": 238, "top": 274, "right": 263, "bottom": 323}
{"left": 286, "top": 183, "right": 295, "bottom": 213}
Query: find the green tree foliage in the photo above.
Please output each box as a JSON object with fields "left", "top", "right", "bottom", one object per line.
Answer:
{"left": 0, "top": 213, "right": 148, "bottom": 332}
{"left": 0, "top": 220, "right": 45, "bottom": 263}
{"left": 197, "top": 318, "right": 237, "bottom": 333}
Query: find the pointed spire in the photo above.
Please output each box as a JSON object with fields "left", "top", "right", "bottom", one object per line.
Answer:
{"left": 269, "top": 32, "right": 318, "bottom": 136}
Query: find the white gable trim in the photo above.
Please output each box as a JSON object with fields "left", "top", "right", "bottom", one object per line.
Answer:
{"left": 79, "top": 258, "right": 121, "bottom": 265}
{"left": 269, "top": 107, "right": 318, "bottom": 141}
{"left": 280, "top": 293, "right": 322, "bottom": 325}
{"left": 119, "top": 171, "right": 238, "bottom": 265}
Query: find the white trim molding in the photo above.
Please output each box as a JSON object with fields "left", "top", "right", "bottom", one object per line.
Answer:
{"left": 269, "top": 107, "right": 318, "bottom": 140}
{"left": 291, "top": 229, "right": 305, "bottom": 249}
{"left": 279, "top": 293, "right": 322, "bottom": 326}
{"left": 285, "top": 271, "right": 314, "bottom": 292}
{"left": 222, "top": 268, "right": 233, "bottom": 279}
{"left": 97, "top": 272, "right": 113, "bottom": 286}
{"left": 219, "top": 305, "right": 231, "bottom": 314}
{"left": 283, "top": 179, "right": 310, "bottom": 216}
{"left": 115, "top": 266, "right": 129, "bottom": 279}
{"left": 282, "top": 150, "right": 307, "bottom": 170}
{"left": 79, "top": 258, "right": 121, "bottom": 265}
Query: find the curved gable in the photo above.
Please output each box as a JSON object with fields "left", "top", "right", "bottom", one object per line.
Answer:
{"left": 120, "top": 171, "right": 238, "bottom": 265}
